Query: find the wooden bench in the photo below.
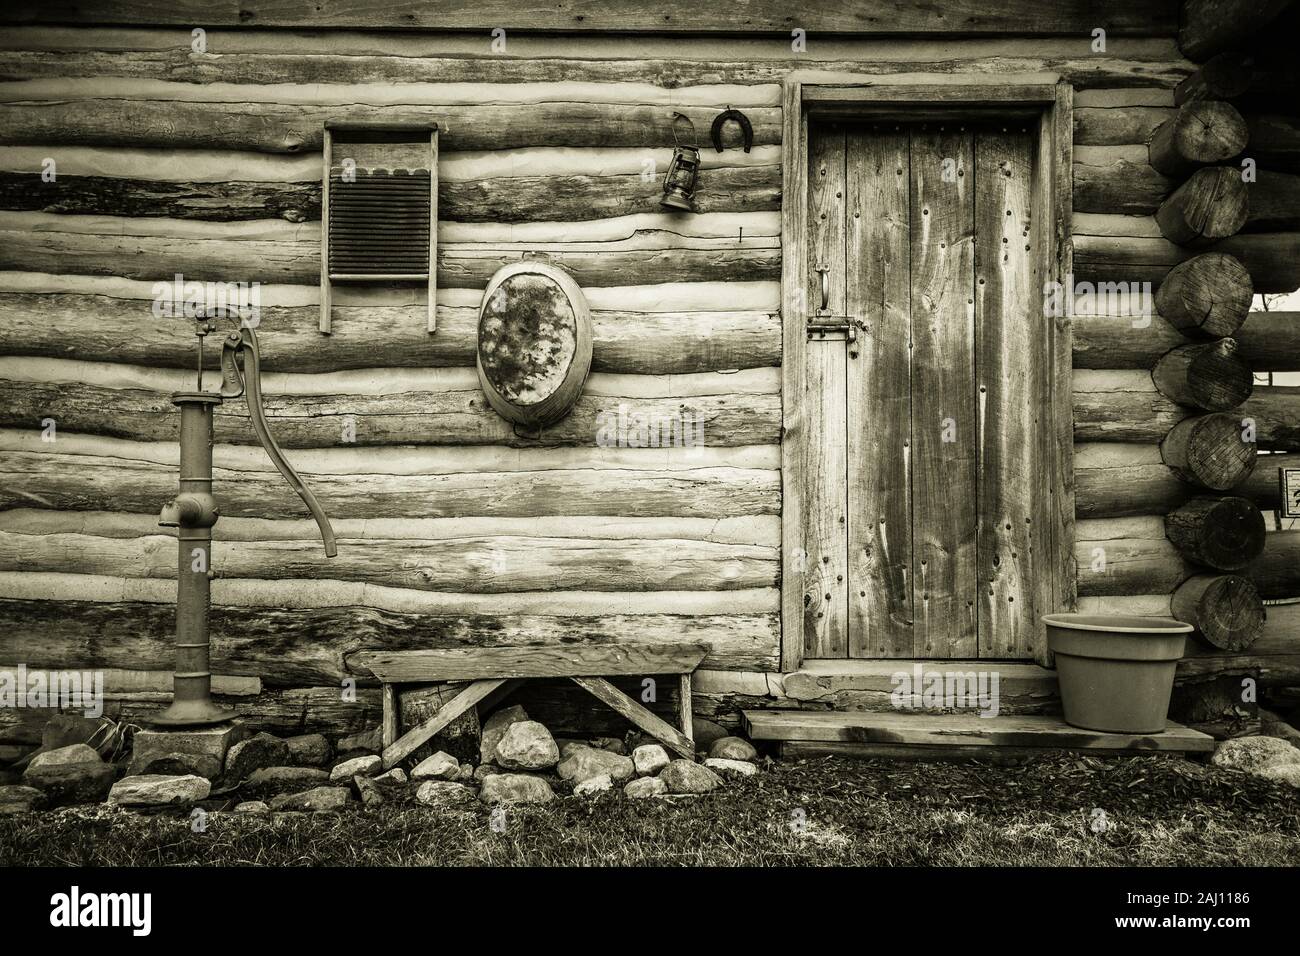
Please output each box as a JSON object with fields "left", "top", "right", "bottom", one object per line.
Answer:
{"left": 352, "top": 643, "right": 709, "bottom": 769}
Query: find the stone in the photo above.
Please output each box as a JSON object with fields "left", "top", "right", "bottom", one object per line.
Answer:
{"left": 708, "top": 736, "right": 758, "bottom": 762}
{"left": 329, "top": 754, "right": 382, "bottom": 783}
{"left": 375, "top": 768, "right": 408, "bottom": 786}
{"left": 109, "top": 774, "right": 210, "bottom": 807}
{"left": 473, "top": 764, "right": 503, "bottom": 783}
{"left": 479, "top": 773, "right": 555, "bottom": 805}
{"left": 225, "top": 732, "right": 290, "bottom": 781}
{"left": 691, "top": 717, "right": 730, "bottom": 751}
{"left": 559, "top": 740, "right": 593, "bottom": 759}
{"left": 1211, "top": 735, "right": 1300, "bottom": 773}
{"left": 495, "top": 721, "right": 560, "bottom": 771}
{"left": 624, "top": 776, "right": 667, "bottom": 799}
{"left": 354, "top": 775, "right": 385, "bottom": 806}
{"left": 233, "top": 801, "right": 269, "bottom": 814}
{"left": 241, "top": 766, "right": 330, "bottom": 797}
{"left": 269, "top": 786, "right": 353, "bottom": 812}
{"left": 411, "top": 751, "right": 461, "bottom": 781}
{"left": 573, "top": 773, "right": 613, "bottom": 797}
{"left": 0, "top": 785, "right": 46, "bottom": 815}
{"left": 284, "top": 733, "right": 332, "bottom": 767}
{"left": 27, "top": 743, "right": 100, "bottom": 770}
{"left": 632, "top": 744, "right": 670, "bottom": 777}
{"left": 557, "top": 747, "right": 635, "bottom": 785}
{"left": 22, "top": 745, "right": 114, "bottom": 805}
{"left": 131, "top": 725, "right": 239, "bottom": 771}
{"left": 336, "top": 726, "right": 382, "bottom": 756}
{"left": 704, "top": 757, "right": 758, "bottom": 777}
{"left": 590, "top": 736, "right": 626, "bottom": 755}
{"left": 42, "top": 715, "right": 116, "bottom": 756}
{"left": 416, "top": 780, "right": 476, "bottom": 807}
{"left": 129, "top": 752, "right": 221, "bottom": 780}
{"left": 1256, "top": 764, "right": 1300, "bottom": 788}
{"left": 1260, "top": 709, "right": 1300, "bottom": 749}
{"left": 456, "top": 763, "right": 474, "bottom": 782}
{"left": 660, "top": 759, "right": 722, "bottom": 794}
{"left": 479, "top": 704, "right": 530, "bottom": 765}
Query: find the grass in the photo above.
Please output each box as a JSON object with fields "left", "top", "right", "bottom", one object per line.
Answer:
{"left": 2, "top": 754, "right": 1298, "bottom": 866}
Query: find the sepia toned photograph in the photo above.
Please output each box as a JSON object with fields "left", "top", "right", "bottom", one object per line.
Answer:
{"left": 0, "top": 0, "right": 1296, "bottom": 934}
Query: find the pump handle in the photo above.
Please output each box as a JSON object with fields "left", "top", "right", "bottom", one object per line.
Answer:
{"left": 220, "top": 328, "right": 338, "bottom": 557}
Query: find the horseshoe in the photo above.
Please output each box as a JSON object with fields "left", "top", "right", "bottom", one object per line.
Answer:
{"left": 711, "top": 108, "right": 753, "bottom": 153}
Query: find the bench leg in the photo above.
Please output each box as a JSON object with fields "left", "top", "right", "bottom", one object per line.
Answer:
{"left": 381, "top": 683, "right": 399, "bottom": 750}
{"left": 382, "top": 677, "right": 508, "bottom": 769}
{"left": 570, "top": 676, "right": 695, "bottom": 760}
{"left": 678, "top": 673, "right": 694, "bottom": 752}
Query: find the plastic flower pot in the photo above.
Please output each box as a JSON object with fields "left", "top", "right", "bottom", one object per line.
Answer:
{"left": 1043, "top": 614, "right": 1192, "bottom": 734}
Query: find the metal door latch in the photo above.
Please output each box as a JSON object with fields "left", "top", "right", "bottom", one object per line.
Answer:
{"left": 807, "top": 264, "right": 857, "bottom": 342}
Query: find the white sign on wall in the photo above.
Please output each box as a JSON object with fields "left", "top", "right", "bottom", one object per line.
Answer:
{"left": 1281, "top": 467, "right": 1300, "bottom": 520}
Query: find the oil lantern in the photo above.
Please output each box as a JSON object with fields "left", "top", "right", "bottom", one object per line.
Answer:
{"left": 661, "top": 111, "right": 701, "bottom": 212}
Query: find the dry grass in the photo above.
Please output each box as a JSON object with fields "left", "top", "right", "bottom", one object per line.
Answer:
{"left": 2, "top": 754, "right": 1297, "bottom": 867}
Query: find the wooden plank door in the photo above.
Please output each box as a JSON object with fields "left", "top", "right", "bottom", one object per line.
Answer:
{"left": 806, "top": 121, "right": 1041, "bottom": 661}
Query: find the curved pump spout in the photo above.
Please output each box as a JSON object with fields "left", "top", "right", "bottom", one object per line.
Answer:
{"left": 220, "top": 326, "right": 338, "bottom": 557}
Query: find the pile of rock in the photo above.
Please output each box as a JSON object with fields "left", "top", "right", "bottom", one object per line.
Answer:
{"left": 0, "top": 706, "right": 762, "bottom": 816}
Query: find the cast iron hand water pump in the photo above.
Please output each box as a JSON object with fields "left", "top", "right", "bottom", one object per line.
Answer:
{"left": 152, "top": 315, "right": 337, "bottom": 727}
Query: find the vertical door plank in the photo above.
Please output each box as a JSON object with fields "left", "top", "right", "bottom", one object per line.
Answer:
{"left": 975, "top": 129, "right": 1040, "bottom": 659}
{"left": 847, "top": 128, "right": 914, "bottom": 658}
{"left": 802, "top": 124, "right": 850, "bottom": 659}
{"left": 908, "top": 128, "right": 978, "bottom": 659}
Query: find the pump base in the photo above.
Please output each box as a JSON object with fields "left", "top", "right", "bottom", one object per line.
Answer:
{"left": 149, "top": 699, "right": 238, "bottom": 728}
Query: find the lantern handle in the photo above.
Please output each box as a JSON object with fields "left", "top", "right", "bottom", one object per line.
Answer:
{"left": 670, "top": 111, "right": 697, "bottom": 148}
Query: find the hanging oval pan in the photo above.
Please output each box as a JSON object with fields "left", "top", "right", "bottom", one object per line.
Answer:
{"left": 476, "top": 261, "right": 593, "bottom": 429}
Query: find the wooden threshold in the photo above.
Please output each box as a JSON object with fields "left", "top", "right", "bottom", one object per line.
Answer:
{"left": 742, "top": 710, "right": 1216, "bottom": 754}
{"left": 783, "top": 660, "right": 1059, "bottom": 701}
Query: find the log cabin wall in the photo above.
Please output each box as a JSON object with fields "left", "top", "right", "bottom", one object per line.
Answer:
{"left": 0, "top": 5, "right": 1297, "bottom": 744}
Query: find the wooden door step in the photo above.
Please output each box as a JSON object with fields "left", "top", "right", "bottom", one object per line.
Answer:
{"left": 742, "top": 709, "right": 1216, "bottom": 761}
{"left": 781, "top": 660, "right": 1060, "bottom": 714}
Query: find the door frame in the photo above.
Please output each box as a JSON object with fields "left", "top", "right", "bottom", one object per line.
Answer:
{"left": 779, "top": 75, "right": 1077, "bottom": 671}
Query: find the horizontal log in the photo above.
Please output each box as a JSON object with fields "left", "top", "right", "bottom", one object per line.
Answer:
{"left": 1247, "top": 114, "right": 1300, "bottom": 175}
{"left": 1075, "top": 520, "right": 1299, "bottom": 598}
{"left": 0, "top": 596, "right": 780, "bottom": 683}
{"left": 0, "top": 510, "right": 780, "bottom": 547}
{"left": 1176, "top": 50, "right": 1300, "bottom": 112}
{"left": 0, "top": 529, "right": 778, "bottom": 593}
{"left": 1072, "top": 155, "right": 1172, "bottom": 215}
{"left": 0, "top": 286, "right": 782, "bottom": 375}
{"left": 1178, "top": 0, "right": 1296, "bottom": 61}
{"left": 0, "top": 44, "right": 1196, "bottom": 91}
{"left": 1245, "top": 170, "right": 1300, "bottom": 233}
{"left": 0, "top": 684, "right": 383, "bottom": 742}
{"left": 0, "top": 0, "right": 1180, "bottom": 34}
{"left": 0, "top": 368, "right": 782, "bottom": 448}
{"left": 0, "top": 100, "right": 782, "bottom": 153}
{"left": 1071, "top": 309, "right": 1300, "bottom": 371}
{"left": 0, "top": 211, "right": 781, "bottom": 286}
{"left": 1074, "top": 105, "right": 1173, "bottom": 146}
{"left": 0, "top": 443, "right": 782, "bottom": 519}
{"left": 1147, "top": 100, "right": 1248, "bottom": 178}
{"left": 1154, "top": 166, "right": 1248, "bottom": 246}
{"left": 1073, "top": 232, "right": 1300, "bottom": 293}
{"left": 1076, "top": 595, "right": 1300, "bottom": 684}
{"left": 1074, "top": 374, "right": 1298, "bottom": 450}
{"left": 1073, "top": 443, "right": 1292, "bottom": 518}
{"left": 0, "top": 164, "right": 782, "bottom": 222}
